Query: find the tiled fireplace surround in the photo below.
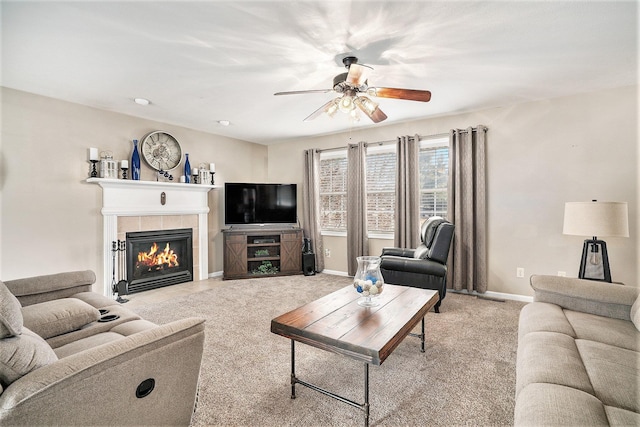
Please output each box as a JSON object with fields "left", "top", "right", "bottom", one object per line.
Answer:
{"left": 117, "top": 214, "right": 200, "bottom": 284}
{"left": 88, "top": 178, "right": 217, "bottom": 297}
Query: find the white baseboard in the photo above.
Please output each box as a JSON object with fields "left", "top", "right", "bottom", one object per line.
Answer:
{"left": 320, "top": 269, "right": 350, "bottom": 277}
{"left": 208, "top": 269, "right": 534, "bottom": 303}
{"left": 483, "top": 290, "right": 533, "bottom": 303}
{"left": 449, "top": 288, "right": 533, "bottom": 303}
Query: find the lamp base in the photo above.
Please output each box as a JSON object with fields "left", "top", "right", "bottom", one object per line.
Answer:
{"left": 578, "top": 239, "right": 611, "bottom": 283}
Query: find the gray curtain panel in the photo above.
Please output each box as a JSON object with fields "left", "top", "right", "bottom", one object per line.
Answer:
{"left": 447, "top": 126, "right": 488, "bottom": 293}
{"left": 347, "top": 141, "right": 369, "bottom": 276}
{"left": 394, "top": 135, "right": 420, "bottom": 248}
{"left": 302, "top": 149, "right": 324, "bottom": 272}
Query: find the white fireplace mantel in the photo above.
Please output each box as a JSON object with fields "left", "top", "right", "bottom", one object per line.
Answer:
{"left": 87, "top": 178, "right": 221, "bottom": 296}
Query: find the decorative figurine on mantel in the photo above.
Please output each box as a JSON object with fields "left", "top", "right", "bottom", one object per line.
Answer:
{"left": 120, "top": 160, "right": 128, "bottom": 179}
{"left": 88, "top": 147, "right": 99, "bottom": 177}
{"left": 198, "top": 163, "right": 210, "bottom": 185}
{"left": 99, "top": 151, "right": 118, "bottom": 179}
{"left": 157, "top": 169, "right": 173, "bottom": 182}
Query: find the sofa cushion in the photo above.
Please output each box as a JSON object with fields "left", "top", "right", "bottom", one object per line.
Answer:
{"left": 22, "top": 298, "right": 100, "bottom": 340}
{"left": 413, "top": 244, "right": 428, "bottom": 260}
{"left": 52, "top": 319, "right": 158, "bottom": 359}
{"left": 631, "top": 295, "right": 640, "bottom": 332}
{"left": 566, "top": 309, "right": 639, "bottom": 352}
{"left": 0, "top": 327, "right": 58, "bottom": 387}
{"left": 515, "top": 383, "right": 609, "bottom": 426}
{"left": 44, "top": 304, "right": 142, "bottom": 349}
{"left": 54, "top": 332, "right": 125, "bottom": 359}
{"left": 71, "top": 292, "right": 120, "bottom": 310}
{"left": 0, "top": 281, "right": 23, "bottom": 338}
{"left": 518, "top": 302, "right": 575, "bottom": 339}
{"left": 516, "top": 331, "right": 594, "bottom": 397}
{"left": 604, "top": 406, "right": 640, "bottom": 426}
{"left": 576, "top": 339, "right": 640, "bottom": 413}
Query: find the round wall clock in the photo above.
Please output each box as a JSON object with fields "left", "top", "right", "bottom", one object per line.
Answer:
{"left": 140, "top": 131, "right": 182, "bottom": 171}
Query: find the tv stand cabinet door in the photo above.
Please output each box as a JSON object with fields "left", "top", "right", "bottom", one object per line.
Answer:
{"left": 224, "top": 233, "right": 248, "bottom": 279}
{"left": 280, "top": 230, "right": 302, "bottom": 274}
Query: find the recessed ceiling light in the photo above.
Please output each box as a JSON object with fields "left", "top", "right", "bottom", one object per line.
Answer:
{"left": 134, "top": 97, "right": 150, "bottom": 106}
{"left": 218, "top": 120, "right": 230, "bottom": 126}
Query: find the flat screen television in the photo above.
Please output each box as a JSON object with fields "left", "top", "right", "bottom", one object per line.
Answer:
{"left": 225, "top": 182, "right": 297, "bottom": 225}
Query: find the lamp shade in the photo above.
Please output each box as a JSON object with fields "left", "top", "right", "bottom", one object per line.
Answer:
{"left": 563, "top": 201, "right": 629, "bottom": 237}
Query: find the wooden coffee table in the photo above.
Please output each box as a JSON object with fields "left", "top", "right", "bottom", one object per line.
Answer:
{"left": 271, "top": 283, "right": 439, "bottom": 426}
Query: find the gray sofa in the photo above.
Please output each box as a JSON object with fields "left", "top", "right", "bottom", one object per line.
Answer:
{"left": 0, "top": 270, "right": 205, "bottom": 426}
{"left": 515, "top": 275, "right": 639, "bottom": 426}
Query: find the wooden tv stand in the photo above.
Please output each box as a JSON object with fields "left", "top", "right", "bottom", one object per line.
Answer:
{"left": 222, "top": 228, "right": 303, "bottom": 280}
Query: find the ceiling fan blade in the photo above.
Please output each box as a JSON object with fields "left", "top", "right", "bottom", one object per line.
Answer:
{"left": 303, "top": 100, "right": 336, "bottom": 122}
{"left": 367, "top": 107, "right": 388, "bottom": 123}
{"left": 346, "top": 63, "right": 372, "bottom": 87}
{"left": 274, "top": 89, "right": 332, "bottom": 96}
{"left": 370, "top": 87, "right": 431, "bottom": 102}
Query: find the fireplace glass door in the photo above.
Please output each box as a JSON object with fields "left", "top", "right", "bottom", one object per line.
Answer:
{"left": 126, "top": 228, "right": 193, "bottom": 293}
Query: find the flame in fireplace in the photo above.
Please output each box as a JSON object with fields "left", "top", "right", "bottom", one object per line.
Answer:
{"left": 137, "top": 242, "right": 179, "bottom": 268}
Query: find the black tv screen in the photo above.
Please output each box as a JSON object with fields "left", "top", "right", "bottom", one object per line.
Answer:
{"left": 225, "top": 183, "right": 297, "bottom": 225}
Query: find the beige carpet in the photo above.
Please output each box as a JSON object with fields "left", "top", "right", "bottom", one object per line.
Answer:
{"left": 132, "top": 273, "right": 526, "bottom": 426}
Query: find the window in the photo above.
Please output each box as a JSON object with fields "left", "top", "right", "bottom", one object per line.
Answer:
{"left": 419, "top": 137, "right": 449, "bottom": 220}
{"left": 365, "top": 145, "right": 396, "bottom": 234}
{"left": 318, "top": 135, "right": 449, "bottom": 234}
{"left": 319, "top": 150, "right": 348, "bottom": 232}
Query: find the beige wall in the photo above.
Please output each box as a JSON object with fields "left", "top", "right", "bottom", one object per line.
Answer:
{"left": 2, "top": 86, "right": 637, "bottom": 298}
{"left": 267, "top": 85, "right": 638, "bottom": 296}
{"left": 0, "top": 87, "right": 268, "bottom": 282}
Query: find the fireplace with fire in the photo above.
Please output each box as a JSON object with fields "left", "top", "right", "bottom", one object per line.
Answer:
{"left": 126, "top": 228, "right": 193, "bottom": 293}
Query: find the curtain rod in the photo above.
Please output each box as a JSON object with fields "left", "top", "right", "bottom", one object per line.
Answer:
{"left": 315, "top": 126, "right": 487, "bottom": 153}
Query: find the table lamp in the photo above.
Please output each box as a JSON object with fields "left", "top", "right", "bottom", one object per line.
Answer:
{"left": 563, "top": 200, "right": 629, "bottom": 282}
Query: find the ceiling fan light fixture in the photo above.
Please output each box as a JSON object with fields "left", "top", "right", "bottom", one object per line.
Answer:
{"left": 338, "top": 94, "right": 355, "bottom": 113}
{"left": 354, "top": 96, "right": 379, "bottom": 115}
{"left": 325, "top": 99, "right": 339, "bottom": 117}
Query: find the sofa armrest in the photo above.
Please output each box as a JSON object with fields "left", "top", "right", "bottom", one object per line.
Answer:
{"left": 530, "top": 275, "right": 639, "bottom": 321}
{"left": 4, "top": 271, "right": 96, "bottom": 306}
{"left": 380, "top": 255, "right": 447, "bottom": 277}
{"left": 381, "top": 247, "right": 416, "bottom": 258}
{"left": 0, "top": 317, "right": 205, "bottom": 426}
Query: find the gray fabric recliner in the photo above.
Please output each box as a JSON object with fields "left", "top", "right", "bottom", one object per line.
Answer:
{"left": 380, "top": 216, "right": 454, "bottom": 313}
{"left": 0, "top": 270, "right": 205, "bottom": 426}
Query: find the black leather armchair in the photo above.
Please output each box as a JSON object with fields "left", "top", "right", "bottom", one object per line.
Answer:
{"left": 380, "top": 216, "right": 454, "bottom": 313}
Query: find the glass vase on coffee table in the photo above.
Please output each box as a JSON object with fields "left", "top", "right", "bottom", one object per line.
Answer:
{"left": 353, "top": 256, "right": 385, "bottom": 307}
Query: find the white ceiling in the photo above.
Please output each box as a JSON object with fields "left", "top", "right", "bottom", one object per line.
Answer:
{"left": 2, "top": 1, "right": 637, "bottom": 145}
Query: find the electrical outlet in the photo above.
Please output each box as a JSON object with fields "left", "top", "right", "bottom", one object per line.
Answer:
{"left": 325, "top": 248, "right": 331, "bottom": 258}
{"left": 516, "top": 267, "right": 525, "bottom": 278}
{"left": 558, "top": 271, "right": 566, "bottom": 277}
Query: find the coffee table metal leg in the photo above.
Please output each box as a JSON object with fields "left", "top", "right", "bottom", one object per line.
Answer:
{"left": 409, "top": 316, "right": 426, "bottom": 352}
{"left": 291, "top": 340, "right": 296, "bottom": 399}
{"left": 421, "top": 317, "right": 425, "bottom": 353}
{"left": 288, "top": 340, "right": 372, "bottom": 426}
{"left": 364, "top": 363, "right": 370, "bottom": 427}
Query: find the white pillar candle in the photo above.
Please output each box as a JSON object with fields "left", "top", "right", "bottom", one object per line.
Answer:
{"left": 180, "top": 175, "right": 186, "bottom": 183}
{"left": 120, "top": 160, "right": 128, "bottom": 169}
{"left": 192, "top": 168, "right": 199, "bottom": 175}
{"left": 210, "top": 163, "right": 216, "bottom": 172}
{"left": 88, "top": 147, "right": 99, "bottom": 161}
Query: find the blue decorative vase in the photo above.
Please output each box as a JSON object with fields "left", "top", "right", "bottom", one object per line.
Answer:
{"left": 184, "top": 153, "right": 191, "bottom": 183}
{"left": 131, "top": 139, "right": 141, "bottom": 180}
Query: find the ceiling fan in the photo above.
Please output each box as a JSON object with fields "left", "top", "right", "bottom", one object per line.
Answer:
{"left": 274, "top": 56, "right": 431, "bottom": 123}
